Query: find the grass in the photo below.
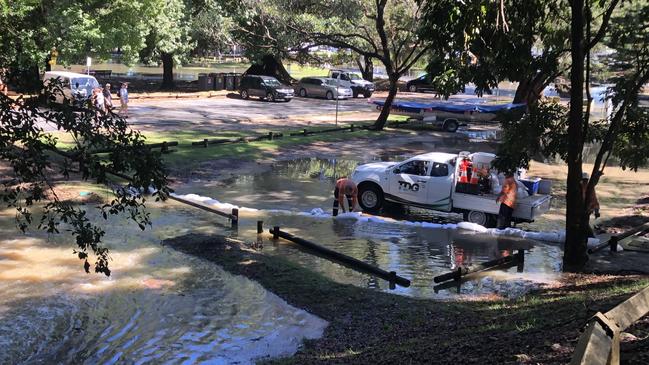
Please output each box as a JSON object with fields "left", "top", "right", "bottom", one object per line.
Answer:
{"left": 286, "top": 64, "right": 330, "bottom": 79}
{"left": 45, "top": 122, "right": 388, "bottom": 174}
{"left": 165, "top": 233, "right": 649, "bottom": 364}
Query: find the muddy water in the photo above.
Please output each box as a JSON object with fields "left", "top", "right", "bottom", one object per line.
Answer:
{"left": 176, "top": 158, "right": 563, "bottom": 299}
{"left": 0, "top": 205, "right": 327, "bottom": 364}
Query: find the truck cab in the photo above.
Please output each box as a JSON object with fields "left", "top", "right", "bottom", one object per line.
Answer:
{"left": 350, "top": 152, "right": 553, "bottom": 227}
{"left": 328, "top": 70, "right": 375, "bottom": 98}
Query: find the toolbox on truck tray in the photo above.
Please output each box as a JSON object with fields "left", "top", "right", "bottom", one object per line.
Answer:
{"left": 520, "top": 178, "right": 541, "bottom": 195}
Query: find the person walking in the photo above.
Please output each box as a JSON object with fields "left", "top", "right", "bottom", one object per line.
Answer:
{"left": 0, "top": 68, "right": 8, "bottom": 95}
{"left": 581, "top": 172, "right": 601, "bottom": 237}
{"left": 333, "top": 178, "right": 358, "bottom": 216}
{"left": 118, "top": 82, "right": 129, "bottom": 117}
{"left": 496, "top": 171, "right": 517, "bottom": 229}
{"left": 93, "top": 87, "right": 105, "bottom": 113}
{"left": 103, "top": 83, "right": 113, "bottom": 111}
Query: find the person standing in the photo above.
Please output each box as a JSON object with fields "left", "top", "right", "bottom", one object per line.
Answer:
{"left": 333, "top": 178, "right": 358, "bottom": 216}
{"left": 93, "top": 87, "right": 105, "bottom": 113}
{"left": 496, "top": 172, "right": 517, "bottom": 229}
{"left": 581, "top": 172, "right": 601, "bottom": 237}
{"left": 0, "top": 68, "right": 8, "bottom": 95}
{"left": 103, "top": 83, "right": 113, "bottom": 111}
{"left": 119, "top": 83, "right": 129, "bottom": 117}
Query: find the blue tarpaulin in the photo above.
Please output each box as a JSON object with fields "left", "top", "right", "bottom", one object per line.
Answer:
{"left": 373, "top": 100, "right": 526, "bottom": 114}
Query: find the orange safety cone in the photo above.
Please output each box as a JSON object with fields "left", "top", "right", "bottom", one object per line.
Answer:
{"left": 459, "top": 162, "right": 469, "bottom": 183}
{"left": 470, "top": 166, "right": 480, "bottom": 184}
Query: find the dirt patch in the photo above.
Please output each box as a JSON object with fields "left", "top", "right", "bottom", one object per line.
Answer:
{"left": 164, "top": 233, "right": 649, "bottom": 365}
{"left": 599, "top": 215, "right": 649, "bottom": 235}
{"left": 46, "top": 183, "right": 107, "bottom": 205}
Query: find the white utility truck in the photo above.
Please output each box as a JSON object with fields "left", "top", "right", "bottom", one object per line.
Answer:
{"left": 42, "top": 71, "right": 100, "bottom": 105}
{"left": 350, "top": 152, "right": 553, "bottom": 227}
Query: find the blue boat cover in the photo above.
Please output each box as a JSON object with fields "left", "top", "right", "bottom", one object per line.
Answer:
{"left": 373, "top": 100, "right": 526, "bottom": 114}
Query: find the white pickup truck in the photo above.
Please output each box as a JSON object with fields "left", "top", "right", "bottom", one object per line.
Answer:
{"left": 350, "top": 152, "right": 553, "bottom": 227}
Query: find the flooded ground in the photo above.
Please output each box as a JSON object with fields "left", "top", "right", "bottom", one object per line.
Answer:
{"left": 0, "top": 205, "right": 327, "bottom": 364}
{"left": 173, "top": 157, "right": 564, "bottom": 300}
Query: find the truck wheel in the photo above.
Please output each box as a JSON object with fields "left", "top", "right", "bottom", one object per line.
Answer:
{"left": 326, "top": 91, "right": 334, "bottom": 100}
{"left": 363, "top": 91, "right": 373, "bottom": 98}
{"left": 443, "top": 120, "right": 459, "bottom": 133}
{"left": 240, "top": 90, "right": 249, "bottom": 99}
{"left": 408, "top": 84, "right": 418, "bottom": 92}
{"left": 299, "top": 88, "right": 307, "bottom": 97}
{"left": 464, "top": 210, "right": 491, "bottom": 227}
{"left": 352, "top": 89, "right": 359, "bottom": 98}
{"left": 266, "top": 92, "right": 275, "bottom": 102}
{"left": 359, "top": 184, "right": 384, "bottom": 211}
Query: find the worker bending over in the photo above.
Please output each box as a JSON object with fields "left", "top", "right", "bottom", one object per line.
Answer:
{"left": 496, "top": 172, "right": 517, "bottom": 229}
{"left": 333, "top": 178, "right": 358, "bottom": 216}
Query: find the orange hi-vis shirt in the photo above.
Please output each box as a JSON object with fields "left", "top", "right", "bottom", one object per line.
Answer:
{"left": 498, "top": 176, "right": 517, "bottom": 208}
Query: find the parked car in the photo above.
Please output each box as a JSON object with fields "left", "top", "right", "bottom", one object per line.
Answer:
{"left": 405, "top": 74, "right": 438, "bottom": 93}
{"left": 239, "top": 75, "right": 293, "bottom": 102}
{"left": 328, "top": 70, "right": 374, "bottom": 98}
{"left": 42, "top": 71, "right": 100, "bottom": 105}
{"left": 351, "top": 151, "right": 552, "bottom": 227}
{"left": 295, "top": 77, "right": 353, "bottom": 100}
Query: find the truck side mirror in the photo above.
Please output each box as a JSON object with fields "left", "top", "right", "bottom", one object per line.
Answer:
{"left": 393, "top": 168, "right": 401, "bottom": 174}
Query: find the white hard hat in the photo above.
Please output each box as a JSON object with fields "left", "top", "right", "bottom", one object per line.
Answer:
{"left": 582, "top": 172, "right": 589, "bottom": 180}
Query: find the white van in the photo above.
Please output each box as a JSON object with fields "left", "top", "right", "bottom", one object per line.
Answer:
{"left": 42, "top": 71, "right": 99, "bottom": 105}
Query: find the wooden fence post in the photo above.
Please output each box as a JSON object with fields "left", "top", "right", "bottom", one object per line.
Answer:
{"left": 257, "top": 220, "right": 263, "bottom": 234}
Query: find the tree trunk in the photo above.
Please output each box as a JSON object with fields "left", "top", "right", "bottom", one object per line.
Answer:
{"left": 372, "top": 75, "right": 399, "bottom": 130}
{"left": 244, "top": 54, "right": 295, "bottom": 85}
{"left": 357, "top": 55, "right": 374, "bottom": 81}
{"left": 161, "top": 52, "right": 175, "bottom": 90}
{"left": 563, "top": 0, "right": 589, "bottom": 271}
{"left": 513, "top": 73, "right": 550, "bottom": 106}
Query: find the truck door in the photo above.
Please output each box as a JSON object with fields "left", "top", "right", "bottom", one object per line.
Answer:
{"left": 425, "top": 162, "right": 454, "bottom": 211}
{"left": 387, "top": 159, "right": 431, "bottom": 204}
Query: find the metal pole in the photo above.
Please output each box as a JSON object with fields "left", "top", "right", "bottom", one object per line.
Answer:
{"left": 335, "top": 77, "right": 340, "bottom": 126}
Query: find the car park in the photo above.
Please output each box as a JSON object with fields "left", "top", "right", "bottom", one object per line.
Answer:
{"left": 351, "top": 151, "right": 552, "bottom": 227}
{"left": 405, "top": 74, "right": 438, "bottom": 93}
{"left": 328, "top": 70, "right": 374, "bottom": 98}
{"left": 295, "top": 77, "right": 353, "bottom": 100}
{"left": 239, "top": 75, "right": 294, "bottom": 102}
{"left": 42, "top": 71, "right": 100, "bottom": 105}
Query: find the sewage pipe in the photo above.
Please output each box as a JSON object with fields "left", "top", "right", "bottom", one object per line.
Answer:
{"left": 269, "top": 226, "right": 411, "bottom": 288}
{"left": 588, "top": 222, "right": 649, "bottom": 254}
{"left": 433, "top": 250, "right": 525, "bottom": 284}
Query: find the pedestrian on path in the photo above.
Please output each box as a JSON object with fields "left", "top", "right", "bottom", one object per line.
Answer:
{"left": 103, "top": 83, "right": 113, "bottom": 111}
{"left": 118, "top": 82, "right": 129, "bottom": 118}
{"left": 0, "top": 68, "right": 8, "bottom": 95}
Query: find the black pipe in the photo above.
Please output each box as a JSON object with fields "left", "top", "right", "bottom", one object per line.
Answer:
{"left": 588, "top": 222, "right": 649, "bottom": 254}
{"left": 270, "top": 227, "right": 411, "bottom": 287}
{"left": 433, "top": 252, "right": 522, "bottom": 283}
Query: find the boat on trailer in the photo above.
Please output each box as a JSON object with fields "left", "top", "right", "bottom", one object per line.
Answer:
{"left": 372, "top": 99, "right": 526, "bottom": 132}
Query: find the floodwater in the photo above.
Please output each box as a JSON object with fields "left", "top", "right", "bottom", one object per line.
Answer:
{"left": 0, "top": 205, "right": 327, "bottom": 364}
{"left": 175, "top": 158, "right": 564, "bottom": 299}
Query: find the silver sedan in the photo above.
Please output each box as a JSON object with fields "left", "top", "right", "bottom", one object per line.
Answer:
{"left": 295, "top": 77, "right": 353, "bottom": 100}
